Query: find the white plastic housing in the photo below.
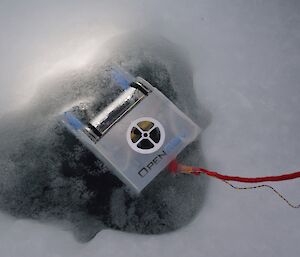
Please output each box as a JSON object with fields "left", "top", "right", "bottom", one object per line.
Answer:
{"left": 62, "top": 77, "right": 200, "bottom": 193}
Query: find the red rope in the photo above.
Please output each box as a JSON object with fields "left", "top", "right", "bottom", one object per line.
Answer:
{"left": 168, "top": 160, "right": 300, "bottom": 183}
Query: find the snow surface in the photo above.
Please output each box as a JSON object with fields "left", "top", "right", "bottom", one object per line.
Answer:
{"left": 0, "top": 0, "right": 300, "bottom": 256}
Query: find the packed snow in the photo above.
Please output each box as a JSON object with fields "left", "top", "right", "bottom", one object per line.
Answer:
{"left": 0, "top": 0, "right": 299, "bottom": 256}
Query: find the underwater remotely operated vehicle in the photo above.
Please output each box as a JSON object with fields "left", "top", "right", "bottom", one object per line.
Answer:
{"left": 61, "top": 68, "right": 200, "bottom": 193}
{"left": 0, "top": 34, "right": 207, "bottom": 239}
{"left": 1, "top": 32, "right": 298, "bottom": 243}
{"left": 61, "top": 67, "right": 300, "bottom": 207}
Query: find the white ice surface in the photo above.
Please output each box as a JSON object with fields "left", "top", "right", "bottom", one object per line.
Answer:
{"left": 0, "top": 1, "right": 299, "bottom": 256}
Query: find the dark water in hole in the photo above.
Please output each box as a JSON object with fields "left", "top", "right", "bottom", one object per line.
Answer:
{"left": 0, "top": 32, "right": 210, "bottom": 242}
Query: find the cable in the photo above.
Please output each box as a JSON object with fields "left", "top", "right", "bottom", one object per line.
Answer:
{"left": 222, "top": 180, "right": 300, "bottom": 208}
{"left": 168, "top": 160, "right": 300, "bottom": 208}
{"left": 168, "top": 160, "right": 300, "bottom": 183}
